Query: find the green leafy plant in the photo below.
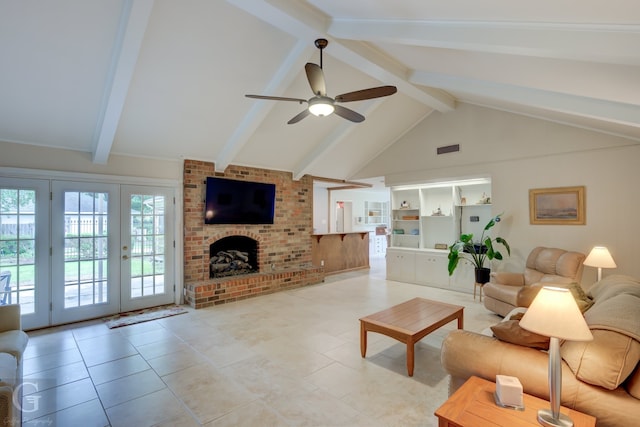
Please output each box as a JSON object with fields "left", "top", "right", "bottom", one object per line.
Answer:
{"left": 447, "top": 213, "right": 511, "bottom": 276}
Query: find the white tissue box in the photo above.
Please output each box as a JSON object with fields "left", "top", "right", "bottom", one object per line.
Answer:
{"left": 496, "top": 375, "right": 523, "bottom": 407}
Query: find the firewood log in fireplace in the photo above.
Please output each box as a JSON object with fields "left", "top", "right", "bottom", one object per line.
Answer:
{"left": 210, "top": 249, "right": 253, "bottom": 277}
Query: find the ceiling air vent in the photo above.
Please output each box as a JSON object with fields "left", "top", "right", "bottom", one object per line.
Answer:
{"left": 437, "top": 144, "right": 460, "bottom": 155}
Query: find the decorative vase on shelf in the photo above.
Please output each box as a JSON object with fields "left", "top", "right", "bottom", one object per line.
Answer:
{"left": 474, "top": 267, "right": 491, "bottom": 284}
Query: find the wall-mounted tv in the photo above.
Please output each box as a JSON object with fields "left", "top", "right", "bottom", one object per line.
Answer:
{"left": 204, "top": 177, "right": 276, "bottom": 224}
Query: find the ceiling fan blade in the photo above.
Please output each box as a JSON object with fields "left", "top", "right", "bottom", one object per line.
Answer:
{"left": 287, "top": 109, "right": 311, "bottom": 125}
{"left": 335, "top": 85, "right": 397, "bottom": 103}
{"left": 305, "top": 63, "right": 326, "bottom": 96}
{"left": 333, "top": 105, "right": 365, "bottom": 123}
{"left": 245, "top": 94, "right": 307, "bottom": 103}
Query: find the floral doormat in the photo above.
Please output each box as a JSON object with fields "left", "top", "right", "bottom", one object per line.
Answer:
{"left": 103, "top": 304, "right": 188, "bottom": 329}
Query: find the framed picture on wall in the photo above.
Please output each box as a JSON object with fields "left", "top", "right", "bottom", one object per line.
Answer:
{"left": 529, "top": 186, "right": 585, "bottom": 225}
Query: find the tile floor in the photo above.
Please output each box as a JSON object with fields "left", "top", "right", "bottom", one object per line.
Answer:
{"left": 22, "top": 256, "right": 501, "bottom": 426}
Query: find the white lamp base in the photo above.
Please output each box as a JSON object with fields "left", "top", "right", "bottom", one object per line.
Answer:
{"left": 538, "top": 409, "right": 574, "bottom": 427}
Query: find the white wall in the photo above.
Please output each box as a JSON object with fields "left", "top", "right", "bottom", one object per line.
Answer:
{"left": 357, "top": 103, "right": 640, "bottom": 286}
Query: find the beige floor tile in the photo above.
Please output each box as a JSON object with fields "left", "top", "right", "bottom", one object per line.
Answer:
{"left": 221, "top": 354, "right": 317, "bottom": 402}
{"left": 22, "top": 347, "right": 83, "bottom": 376}
{"left": 96, "top": 369, "right": 166, "bottom": 408}
{"left": 268, "top": 388, "right": 360, "bottom": 426}
{"left": 163, "top": 363, "right": 257, "bottom": 424}
{"left": 77, "top": 334, "right": 138, "bottom": 367}
{"left": 22, "top": 378, "right": 97, "bottom": 422}
{"left": 204, "top": 400, "right": 285, "bottom": 427}
{"left": 135, "top": 335, "right": 191, "bottom": 360}
{"left": 23, "top": 330, "right": 77, "bottom": 360}
{"left": 252, "top": 335, "right": 335, "bottom": 377}
{"left": 71, "top": 322, "right": 116, "bottom": 341}
{"left": 23, "top": 360, "right": 89, "bottom": 391}
{"left": 88, "top": 353, "right": 151, "bottom": 385}
{"left": 193, "top": 336, "right": 259, "bottom": 368}
{"left": 304, "top": 361, "right": 370, "bottom": 399}
{"left": 147, "top": 346, "right": 208, "bottom": 376}
{"left": 152, "top": 412, "right": 201, "bottom": 427}
{"left": 122, "top": 327, "right": 178, "bottom": 347}
{"left": 116, "top": 318, "right": 167, "bottom": 336}
{"left": 23, "top": 398, "right": 109, "bottom": 427}
{"left": 106, "top": 388, "right": 189, "bottom": 427}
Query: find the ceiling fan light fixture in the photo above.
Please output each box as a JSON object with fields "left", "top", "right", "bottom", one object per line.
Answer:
{"left": 308, "top": 97, "right": 335, "bottom": 117}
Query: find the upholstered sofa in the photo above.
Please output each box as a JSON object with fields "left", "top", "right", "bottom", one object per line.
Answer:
{"left": 0, "top": 304, "right": 29, "bottom": 427}
{"left": 483, "top": 246, "right": 586, "bottom": 317}
{"left": 441, "top": 274, "right": 640, "bottom": 427}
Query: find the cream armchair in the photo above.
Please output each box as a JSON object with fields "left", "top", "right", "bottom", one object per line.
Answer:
{"left": 482, "top": 247, "right": 586, "bottom": 316}
{"left": 0, "top": 304, "right": 29, "bottom": 426}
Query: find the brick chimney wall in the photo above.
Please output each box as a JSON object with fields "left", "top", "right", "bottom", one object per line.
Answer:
{"left": 183, "top": 159, "right": 324, "bottom": 307}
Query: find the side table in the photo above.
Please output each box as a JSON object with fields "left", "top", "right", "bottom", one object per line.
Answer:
{"left": 434, "top": 376, "right": 596, "bottom": 427}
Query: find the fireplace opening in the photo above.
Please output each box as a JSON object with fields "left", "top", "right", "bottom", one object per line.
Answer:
{"left": 210, "top": 236, "right": 258, "bottom": 278}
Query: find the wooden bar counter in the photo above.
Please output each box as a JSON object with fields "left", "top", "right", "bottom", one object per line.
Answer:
{"left": 311, "top": 232, "right": 369, "bottom": 275}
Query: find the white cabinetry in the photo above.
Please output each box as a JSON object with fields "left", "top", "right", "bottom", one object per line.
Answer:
{"left": 386, "top": 249, "right": 415, "bottom": 283}
{"left": 369, "top": 233, "right": 387, "bottom": 255}
{"left": 415, "top": 252, "right": 449, "bottom": 286}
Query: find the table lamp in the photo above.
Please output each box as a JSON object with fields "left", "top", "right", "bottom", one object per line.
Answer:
{"left": 519, "top": 287, "right": 593, "bottom": 427}
{"left": 583, "top": 246, "right": 616, "bottom": 281}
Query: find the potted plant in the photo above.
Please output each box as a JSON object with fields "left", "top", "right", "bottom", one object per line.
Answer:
{"left": 447, "top": 213, "right": 511, "bottom": 284}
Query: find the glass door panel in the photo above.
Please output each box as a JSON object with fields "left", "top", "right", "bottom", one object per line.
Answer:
{"left": 0, "top": 178, "right": 50, "bottom": 329}
{"left": 121, "top": 186, "right": 174, "bottom": 312}
{"left": 51, "top": 182, "right": 119, "bottom": 324}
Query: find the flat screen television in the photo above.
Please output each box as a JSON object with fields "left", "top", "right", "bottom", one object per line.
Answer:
{"left": 204, "top": 177, "right": 276, "bottom": 224}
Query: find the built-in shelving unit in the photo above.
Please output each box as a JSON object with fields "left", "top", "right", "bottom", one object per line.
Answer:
{"left": 364, "top": 200, "right": 389, "bottom": 225}
{"left": 386, "top": 179, "right": 493, "bottom": 294}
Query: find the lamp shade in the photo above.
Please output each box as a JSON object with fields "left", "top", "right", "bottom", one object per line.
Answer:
{"left": 520, "top": 287, "right": 593, "bottom": 341}
{"left": 583, "top": 246, "right": 617, "bottom": 268}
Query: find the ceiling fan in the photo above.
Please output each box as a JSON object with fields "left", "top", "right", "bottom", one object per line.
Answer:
{"left": 245, "top": 38, "right": 397, "bottom": 124}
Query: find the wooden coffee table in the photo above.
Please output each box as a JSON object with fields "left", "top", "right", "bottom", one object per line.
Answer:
{"left": 359, "top": 297, "right": 464, "bottom": 376}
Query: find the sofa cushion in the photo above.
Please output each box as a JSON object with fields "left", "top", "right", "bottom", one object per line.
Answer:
{"left": 531, "top": 247, "right": 564, "bottom": 275}
{"left": 523, "top": 247, "right": 585, "bottom": 286}
{"left": 491, "top": 311, "right": 550, "bottom": 350}
{"left": 483, "top": 283, "right": 521, "bottom": 306}
{"left": 561, "top": 329, "right": 640, "bottom": 390}
{"left": 625, "top": 365, "right": 640, "bottom": 399}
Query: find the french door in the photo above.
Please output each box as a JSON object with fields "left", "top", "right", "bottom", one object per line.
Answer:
{"left": 0, "top": 176, "right": 176, "bottom": 329}
{"left": 51, "top": 181, "right": 121, "bottom": 324}
{"left": 120, "top": 185, "right": 175, "bottom": 312}
{"left": 0, "top": 178, "right": 50, "bottom": 329}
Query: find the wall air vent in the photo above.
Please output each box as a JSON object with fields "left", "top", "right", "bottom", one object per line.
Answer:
{"left": 437, "top": 144, "right": 460, "bottom": 155}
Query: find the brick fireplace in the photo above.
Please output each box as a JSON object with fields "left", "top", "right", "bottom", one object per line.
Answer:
{"left": 183, "top": 160, "right": 324, "bottom": 308}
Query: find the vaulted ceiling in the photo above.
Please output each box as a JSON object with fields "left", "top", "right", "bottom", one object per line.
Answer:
{"left": 1, "top": 0, "right": 638, "bottom": 181}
